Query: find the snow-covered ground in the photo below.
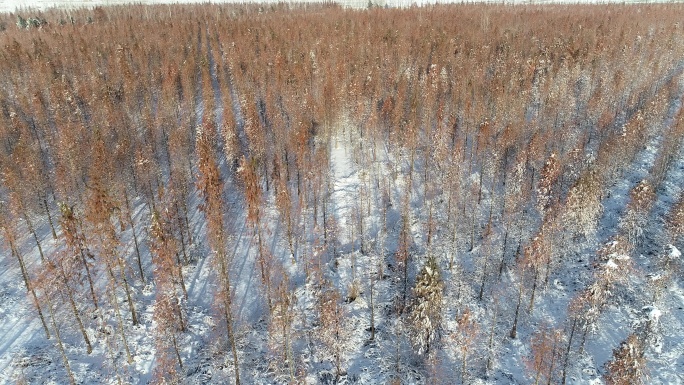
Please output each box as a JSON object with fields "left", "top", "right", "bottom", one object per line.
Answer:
{"left": 2, "top": 3, "right": 684, "bottom": 384}
{"left": 2, "top": 99, "right": 684, "bottom": 384}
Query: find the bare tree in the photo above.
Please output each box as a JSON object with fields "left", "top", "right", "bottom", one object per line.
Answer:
{"left": 318, "top": 280, "right": 347, "bottom": 381}
{"left": 452, "top": 308, "right": 479, "bottom": 384}
{"left": 149, "top": 207, "right": 187, "bottom": 384}
{"left": 44, "top": 288, "right": 77, "bottom": 385}
{"left": 59, "top": 203, "right": 98, "bottom": 310}
{"left": 525, "top": 325, "right": 564, "bottom": 385}
{"left": 268, "top": 270, "right": 297, "bottom": 382}
{"left": 42, "top": 251, "right": 93, "bottom": 354}
{"left": 196, "top": 119, "right": 240, "bottom": 385}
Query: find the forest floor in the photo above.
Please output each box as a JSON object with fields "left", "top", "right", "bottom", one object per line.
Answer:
{"left": 2, "top": 106, "right": 684, "bottom": 384}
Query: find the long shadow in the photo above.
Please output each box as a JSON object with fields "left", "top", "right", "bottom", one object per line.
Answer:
{"left": 230, "top": 215, "right": 256, "bottom": 322}
{"left": 596, "top": 75, "right": 684, "bottom": 245}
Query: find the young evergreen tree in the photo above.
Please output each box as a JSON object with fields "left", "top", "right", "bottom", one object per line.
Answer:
{"left": 409, "top": 256, "right": 444, "bottom": 355}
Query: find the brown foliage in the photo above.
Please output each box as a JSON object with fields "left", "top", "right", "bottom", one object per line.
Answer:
{"left": 604, "top": 334, "right": 647, "bottom": 385}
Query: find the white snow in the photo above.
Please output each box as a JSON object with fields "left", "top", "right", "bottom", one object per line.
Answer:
{"left": 1, "top": 4, "right": 684, "bottom": 385}
{"left": 648, "top": 307, "right": 662, "bottom": 323}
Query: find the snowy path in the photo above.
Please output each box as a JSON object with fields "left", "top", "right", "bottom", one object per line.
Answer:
{"left": 330, "top": 130, "right": 361, "bottom": 250}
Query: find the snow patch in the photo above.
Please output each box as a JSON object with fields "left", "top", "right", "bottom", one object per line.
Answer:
{"left": 668, "top": 244, "right": 681, "bottom": 259}
{"left": 646, "top": 306, "right": 662, "bottom": 323}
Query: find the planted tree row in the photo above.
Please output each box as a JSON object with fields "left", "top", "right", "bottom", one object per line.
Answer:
{"left": 1, "top": 3, "right": 684, "bottom": 384}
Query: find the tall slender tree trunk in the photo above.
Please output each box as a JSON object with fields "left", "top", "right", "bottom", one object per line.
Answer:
{"left": 173, "top": 333, "right": 183, "bottom": 370}
{"left": 534, "top": 365, "right": 542, "bottom": 385}
{"left": 177, "top": 262, "right": 188, "bottom": 300}
{"left": 561, "top": 318, "right": 577, "bottom": 385}
{"left": 23, "top": 212, "right": 45, "bottom": 262}
{"left": 478, "top": 245, "right": 491, "bottom": 301}
{"left": 334, "top": 316, "right": 342, "bottom": 380}
{"left": 461, "top": 348, "right": 468, "bottom": 384}
{"left": 579, "top": 320, "right": 590, "bottom": 354}
{"left": 46, "top": 293, "right": 76, "bottom": 385}
{"left": 529, "top": 269, "right": 539, "bottom": 314}
{"left": 181, "top": 197, "right": 192, "bottom": 245}
{"left": 498, "top": 230, "right": 508, "bottom": 279}
{"left": 478, "top": 168, "right": 484, "bottom": 205}
{"left": 178, "top": 226, "right": 189, "bottom": 265}
{"left": 174, "top": 201, "right": 189, "bottom": 264}
{"left": 31, "top": 286, "right": 51, "bottom": 340}
{"left": 449, "top": 213, "right": 458, "bottom": 271}
{"left": 125, "top": 194, "right": 145, "bottom": 282}
{"left": 256, "top": 225, "right": 272, "bottom": 312}
{"left": 510, "top": 273, "right": 524, "bottom": 339}
{"left": 116, "top": 257, "right": 138, "bottom": 325}
{"left": 544, "top": 252, "right": 553, "bottom": 287}
{"left": 369, "top": 268, "right": 375, "bottom": 341}
{"left": 469, "top": 204, "right": 476, "bottom": 252}
{"left": 219, "top": 250, "right": 240, "bottom": 385}
{"left": 80, "top": 249, "right": 98, "bottom": 310}
{"left": 547, "top": 335, "right": 559, "bottom": 385}
{"left": 359, "top": 200, "right": 366, "bottom": 255}
{"left": 148, "top": 180, "right": 158, "bottom": 214}
{"left": 426, "top": 203, "right": 433, "bottom": 249}
{"left": 130, "top": 163, "right": 140, "bottom": 196}
{"left": 43, "top": 195, "right": 58, "bottom": 240}
{"left": 486, "top": 300, "right": 499, "bottom": 375}
{"left": 10, "top": 240, "right": 50, "bottom": 339}
{"left": 109, "top": 278, "right": 133, "bottom": 364}
{"left": 59, "top": 264, "right": 93, "bottom": 353}
{"left": 286, "top": 212, "right": 295, "bottom": 261}
{"left": 322, "top": 196, "right": 328, "bottom": 244}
